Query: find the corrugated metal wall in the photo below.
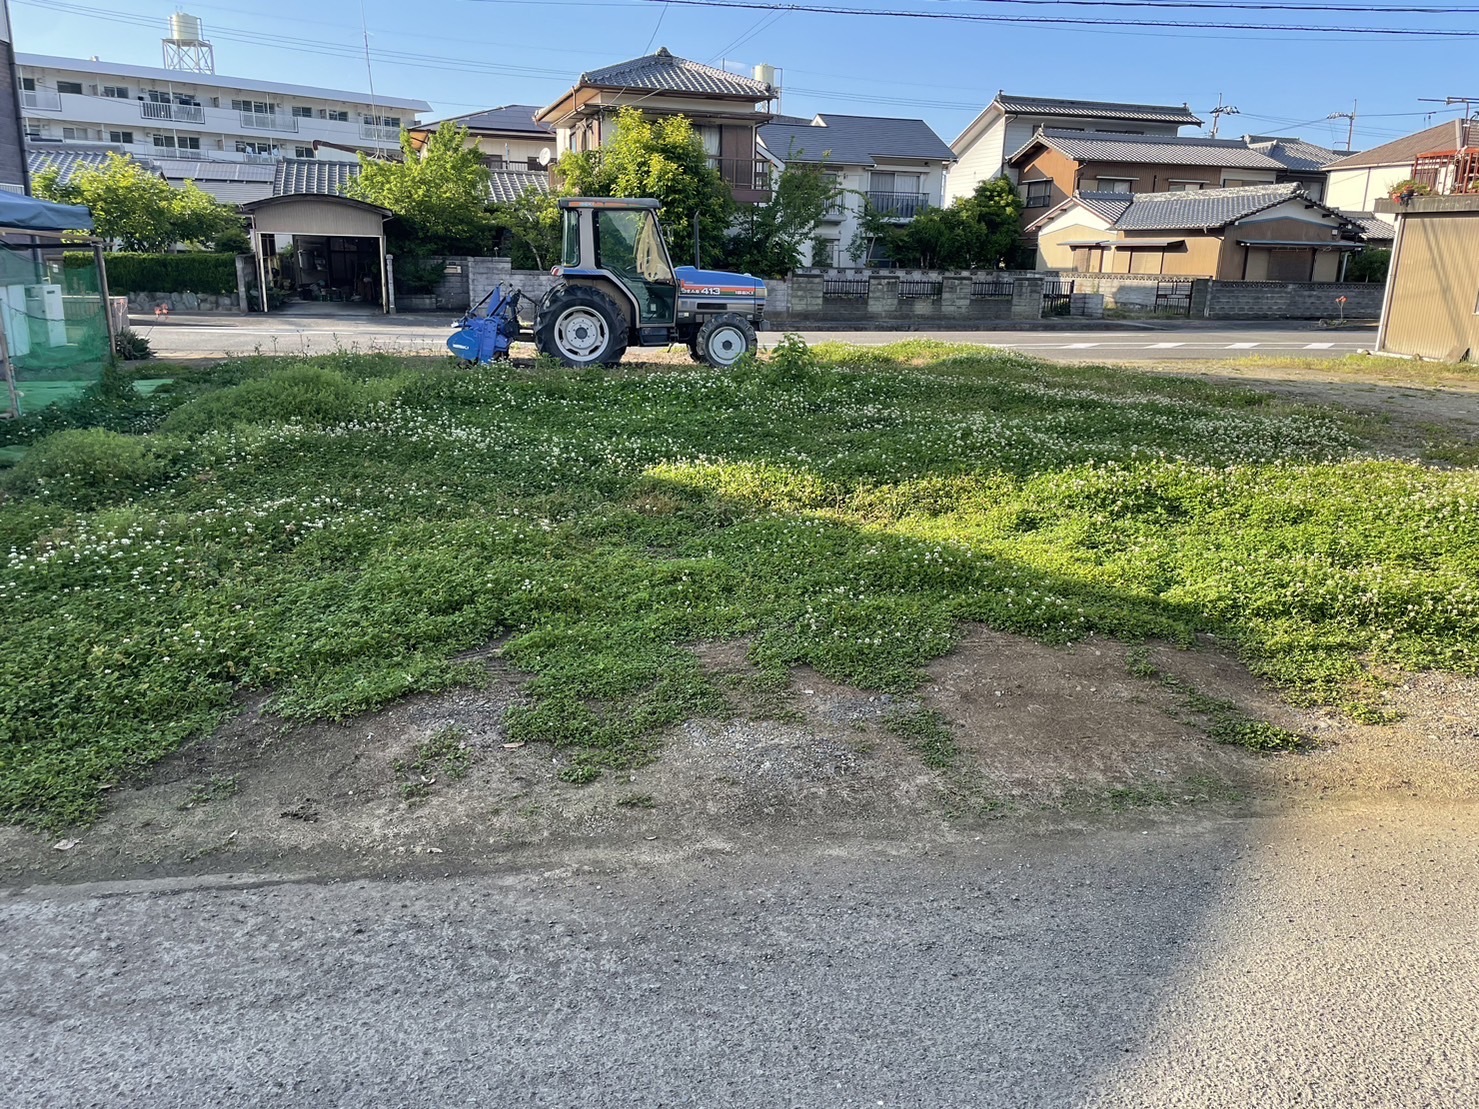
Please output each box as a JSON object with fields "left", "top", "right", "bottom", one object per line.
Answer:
{"left": 1383, "top": 211, "right": 1479, "bottom": 361}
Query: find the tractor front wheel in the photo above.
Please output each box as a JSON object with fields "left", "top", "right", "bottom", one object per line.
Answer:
{"left": 534, "top": 286, "right": 629, "bottom": 368}
{"left": 694, "top": 314, "right": 757, "bottom": 369}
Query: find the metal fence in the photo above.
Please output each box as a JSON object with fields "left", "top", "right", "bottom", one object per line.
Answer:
{"left": 970, "top": 278, "right": 1014, "bottom": 299}
{"left": 823, "top": 277, "right": 869, "bottom": 299}
{"left": 1043, "top": 278, "right": 1075, "bottom": 316}
{"left": 898, "top": 278, "right": 942, "bottom": 299}
{"left": 1153, "top": 278, "right": 1194, "bottom": 316}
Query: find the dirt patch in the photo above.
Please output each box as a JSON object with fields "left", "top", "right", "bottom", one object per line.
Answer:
{"left": 2, "top": 628, "right": 1475, "bottom": 886}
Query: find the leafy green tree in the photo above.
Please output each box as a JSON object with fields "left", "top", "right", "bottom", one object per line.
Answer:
{"left": 346, "top": 123, "right": 496, "bottom": 254}
{"left": 849, "top": 176, "right": 1024, "bottom": 269}
{"left": 170, "top": 181, "right": 248, "bottom": 251}
{"left": 721, "top": 161, "right": 841, "bottom": 277}
{"left": 34, "top": 155, "right": 188, "bottom": 251}
{"left": 1346, "top": 247, "right": 1390, "bottom": 283}
{"left": 557, "top": 108, "right": 733, "bottom": 260}
{"left": 490, "top": 187, "right": 563, "bottom": 270}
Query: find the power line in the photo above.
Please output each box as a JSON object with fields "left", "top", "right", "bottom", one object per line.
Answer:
{"left": 624, "top": 0, "right": 1479, "bottom": 36}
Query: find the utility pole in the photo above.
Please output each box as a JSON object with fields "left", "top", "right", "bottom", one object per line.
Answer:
{"left": 1207, "top": 93, "right": 1240, "bottom": 139}
{"left": 1327, "top": 100, "right": 1357, "bottom": 151}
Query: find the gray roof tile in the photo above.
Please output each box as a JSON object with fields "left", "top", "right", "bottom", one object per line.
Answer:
{"left": 29, "top": 147, "right": 159, "bottom": 184}
{"left": 488, "top": 169, "right": 550, "bottom": 204}
{"left": 1326, "top": 119, "right": 1478, "bottom": 170}
{"left": 581, "top": 47, "right": 771, "bottom": 98}
{"left": 1243, "top": 136, "right": 1345, "bottom": 173}
{"left": 1074, "top": 191, "right": 1134, "bottom": 222}
{"left": 1343, "top": 212, "right": 1396, "bottom": 242}
{"left": 273, "top": 158, "right": 362, "bottom": 196}
{"left": 995, "top": 93, "right": 1202, "bottom": 126}
{"left": 1109, "top": 183, "right": 1304, "bottom": 230}
{"left": 758, "top": 113, "right": 954, "bottom": 167}
{"left": 1012, "top": 129, "right": 1286, "bottom": 169}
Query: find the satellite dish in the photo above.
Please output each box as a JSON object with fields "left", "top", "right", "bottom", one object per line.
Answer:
{"left": 538, "top": 147, "right": 552, "bottom": 167}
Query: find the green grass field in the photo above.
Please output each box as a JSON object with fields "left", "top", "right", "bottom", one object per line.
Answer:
{"left": 2, "top": 339, "right": 1476, "bottom": 829}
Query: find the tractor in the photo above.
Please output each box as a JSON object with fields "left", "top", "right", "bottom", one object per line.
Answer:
{"left": 447, "top": 198, "right": 766, "bottom": 369}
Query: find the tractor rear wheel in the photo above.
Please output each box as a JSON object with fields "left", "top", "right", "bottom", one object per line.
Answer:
{"left": 694, "top": 314, "right": 757, "bottom": 369}
{"left": 534, "top": 286, "right": 628, "bottom": 368}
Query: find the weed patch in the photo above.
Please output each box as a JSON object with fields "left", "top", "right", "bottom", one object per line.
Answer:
{"left": 392, "top": 726, "right": 476, "bottom": 802}
{"left": 2, "top": 343, "right": 1475, "bottom": 828}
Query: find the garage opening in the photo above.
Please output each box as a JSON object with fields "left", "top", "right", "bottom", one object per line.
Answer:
{"left": 241, "top": 195, "right": 394, "bottom": 314}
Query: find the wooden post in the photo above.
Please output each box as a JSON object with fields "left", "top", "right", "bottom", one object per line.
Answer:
{"left": 91, "top": 240, "right": 118, "bottom": 356}
{"left": 380, "top": 237, "right": 393, "bottom": 314}
{"left": 256, "top": 231, "right": 271, "bottom": 314}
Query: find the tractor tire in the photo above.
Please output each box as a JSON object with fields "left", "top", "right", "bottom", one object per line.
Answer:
{"left": 694, "top": 313, "right": 757, "bottom": 369}
{"left": 686, "top": 338, "right": 703, "bottom": 363}
{"left": 534, "top": 285, "right": 629, "bottom": 368}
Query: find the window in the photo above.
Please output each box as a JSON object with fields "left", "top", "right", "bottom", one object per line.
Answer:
{"left": 811, "top": 238, "right": 837, "bottom": 267}
{"left": 484, "top": 154, "right": 506, "bottom": 170}
{"left": 232, "top": 99, "right": 271, "bottom": 115}
{"left": 294, "top": 146, "right": 314, "bottom": 158}
{"left": 561, "top": 209, "right": 581, "bottom": 267}
{"left": 1223, "top": 178, "right": 1265, "bottom": 188}
{"left": 1024, "top": 180, "right": 1053, "bottom": 208}
{"left": 235, "top": 140, "right": 274, "bottom": 154}
{"left": 146, "top": 90, "right": 171, "bottom": 104}
{"left": 102, "top": 85, "right": 128, "bottom": 98}
{"left": 23, "top": 121, "right": 42, "bottom": 139}
{"left": 1094, "top": 178, "right": 1134, "bottom": 193}
{"left": 292, "top": 106, "right": 314, "bottom": 118}
{"left": 324, "top": 109, "right": 349, "bottom": 122}
{"left": 58, "top": 81, "right": 83, "bottom": 95}
{"left": 152, "top": 134, "right": 175, "bottom": 148}
{"left": 595, "top": 208, "right": 675, "bottom": 325}
{"left": 174, "top": 94, "right": 200, "bottom": 106}
{"left": 108, "top": 130, "right": 134, "bottom": 144}
{"left": 62, "top": 126, "right": 88, "bottom": 141}
{"left": 526, "top": 156, "right": 542, "bottom": 170}
{"left": 178, "top": 136, "right": 200, "bottom": 150}
{"left": 1166, "top": 181, "right": 1204, "bottom": 192}
{"left": 19, "top": 77, "right": 34, "bottom": 91}
{"left": 362, "top": 115, "right": 402, "bottom": 128}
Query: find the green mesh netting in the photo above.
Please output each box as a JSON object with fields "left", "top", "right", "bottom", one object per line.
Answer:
{"left": 2, "top": 245, "right": 112, "bottom": 418}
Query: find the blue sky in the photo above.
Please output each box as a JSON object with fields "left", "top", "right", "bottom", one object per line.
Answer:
{"left": 14, "top": 0, "right": 1474, "bottom": 150}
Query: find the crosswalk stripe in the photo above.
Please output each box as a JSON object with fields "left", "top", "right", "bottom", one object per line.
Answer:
{"left": 1065, "top": 342, "right": 1099, "bottom": 348}
{"left": 1227, "top": 342, "right": 1259, "bottom": 349}
{"left": 1304, "top": 342, "right": 1334, "bottom": 349}
{"left": 1148, "top": 342, "right": 1185, "bottom": 348}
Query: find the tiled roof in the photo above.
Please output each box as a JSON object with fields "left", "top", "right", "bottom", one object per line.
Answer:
{"left": 995, "top": 93, "right": 1202, "bottom": 126}
{"left": 1243, "top": 136, "right": 1346, "bottom": 173}
{"left": 1325, "top": 119, "right": 1479, "bottom": 170}
{"left": 273, "top": 158, "right": 362, "bottom": 196}
{"left": 1109, "top": 183, "right": 1305, "bottom": 230}
{"left": 28, "top": 147, "right": 158, "bottom": 184}
{"left": 580, "top": 47, "right": 772, "bottom": 98}
{"left": 154, "top": 159, "right": 278, "bottom": 182}
{"left": 488, "top": 169, "right": 550, "bottom": 204}
{"left": 1075, "top": 191, "right": 1135, "bottom": 222}
{"left": 1010, "top": 129, "right": 1286, "bottom": 169}
{"left": 758, "top": 113, "right": 954, "bottom": 167}
{"left": 417, "top": 105, "right": 552, "bottom": 138}
{"left": 1344, "top": 212, "right": 1396, "bottom": 241}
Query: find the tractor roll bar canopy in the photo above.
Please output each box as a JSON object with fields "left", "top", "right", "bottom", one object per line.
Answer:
{"left": 558, "top": 197, "right": 660, "bottom": 210}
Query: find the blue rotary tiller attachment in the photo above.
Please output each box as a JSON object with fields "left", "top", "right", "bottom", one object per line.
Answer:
{"left": 447, "top": 285, "right": 523, "bottom": 363}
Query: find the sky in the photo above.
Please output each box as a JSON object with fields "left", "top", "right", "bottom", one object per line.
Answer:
{"left": 12, "top": 0, "right": 1477, "bottom": 151}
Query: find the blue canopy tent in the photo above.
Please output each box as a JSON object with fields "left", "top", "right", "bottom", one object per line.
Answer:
{"left": 0, "top": 192, "right": 94, "bottom": 235}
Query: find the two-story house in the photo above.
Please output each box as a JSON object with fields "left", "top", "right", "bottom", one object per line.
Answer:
{"left": 1242, "top": 135, "right": 1348, "bottom": 202}
{"left": 946, "top": 92, "right": 1203, "bottom": 203}
{"left": 1325, "top": 119, "right": 1478, "bottom": 211}
{"left": 757, "top": 113, "right": 955, "bottom": 266}
{"left": 536, "top": 47, "right": 776, "bottom": 203}
{"left": 405, "top": 105, "right": 554, "bottom": 171}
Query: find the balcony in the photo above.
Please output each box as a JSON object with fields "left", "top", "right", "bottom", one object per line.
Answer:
{"left": 866, "top": 191, "right": 932, "bottom": 219}
{"left": 240, "top": 110, "right": 298, "bottom": 133}
{"left": 707, "top": 156, "right": 771, "bottom": 201}
{"left": 141, "top": 101, "right": 206, "bottom": 124}
{"left": 359, "top": 122, "right": 402, "bottom": 142}
{"left": 1411, "top": 147, "right": 1479, "bottom": 196}
{"left": 20, "top": 88, "right": 62, "bottom": 112}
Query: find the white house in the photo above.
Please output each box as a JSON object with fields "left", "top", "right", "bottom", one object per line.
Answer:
{"left": 947, "top": 92, "right": 1203, "bottom": 203}
{"left": 1325, "top": 119, "right": 1478, "bottom": 211}
{"left": 758, "top": 113, "right": 955, "bottom": 266}
{"left": 18, "top": 52, "right": 428, "bottom": 168}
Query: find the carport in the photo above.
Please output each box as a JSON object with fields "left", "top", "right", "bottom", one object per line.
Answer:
{"left": 241, "top": 195, "right": 394, "bottom": 314}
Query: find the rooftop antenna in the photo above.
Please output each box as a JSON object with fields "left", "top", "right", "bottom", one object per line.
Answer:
{"left": 1206, "top": 93, "right": 1240, "bottom": 139}
{"left": 359, "top": 0, "right": 384, "bottom": 158}
{"left": 1326, "top": 100, "right": 1357, "bottom": 151}
{"left": 162, "top": 11, "right": 215, "bottom": 74}
{"left": 1419, "top": 95, "right": 1479, "bottom": 119}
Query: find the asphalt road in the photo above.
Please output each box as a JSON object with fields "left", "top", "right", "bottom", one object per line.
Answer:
{"left": 134, "top": 312, "right": 1374, "bottom": 362}
{"left": 5, "top": 802, "right": 1477, "bottom": 1107}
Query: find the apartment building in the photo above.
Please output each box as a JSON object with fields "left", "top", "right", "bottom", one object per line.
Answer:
{"left": 18, "top": 53, "right": 428, "bottom": 166}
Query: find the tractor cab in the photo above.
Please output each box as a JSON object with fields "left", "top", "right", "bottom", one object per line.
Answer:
{"left": 536, "top": 197, "right": 765, "bottom": 369}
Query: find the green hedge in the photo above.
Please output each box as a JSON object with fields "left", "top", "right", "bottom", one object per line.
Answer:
{"left": 66, "top": 252, "right": 239, "bottom": 295}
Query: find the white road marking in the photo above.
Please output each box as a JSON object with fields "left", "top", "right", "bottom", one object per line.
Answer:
{"left": 1065, "top": 342, "right": 1099, "bottom": 349}
{"left": 1227, "top": 342, "right": 1260, "bottom": 349}
{"left": 1304, "top": 342, "right": 1334, "bottom": 349}
{"left": 1148, "top": 342, "right": 1185, "bottom": 348}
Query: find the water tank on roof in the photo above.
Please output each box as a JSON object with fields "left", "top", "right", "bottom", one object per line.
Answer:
{"left": 754, "top": 64, "right": 778, "bottom": 90}
{"left": 169, "top": 12, "right": 205, "bottom": 42}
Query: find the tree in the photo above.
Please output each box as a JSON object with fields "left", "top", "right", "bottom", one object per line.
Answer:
{"left": 849, "top": 176, "right": 1024, "bottom": 269}
{"left": 721, "top": 161, "right": 840, "bottom": 278}
{"left": 34, "top": 154, "right": 246, "bottom": 251}
{"left": 1346, "top": 247, "right": 1390, "bottom": 283}
{"left": 490, "top": 187, "right": 563, "bottom": 270}
{"left": 557, "top": 108, "right": 733, "bottom": 260}
{"left": 345, "top": 123, "right": 496, "bottom": 255}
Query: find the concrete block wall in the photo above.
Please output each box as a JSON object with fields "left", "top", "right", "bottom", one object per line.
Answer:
{"left": 1191, "top": 280, "right": 1385, "bottom": 320}
{"left": 776, "top": 271, "right": 1019, "bottom": 322}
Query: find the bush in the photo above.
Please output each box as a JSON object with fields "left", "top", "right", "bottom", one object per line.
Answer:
{"left": 71, "top": 252, "right": 239, "bottom": 295}
{"left": 1346, "top": 248, "right": 1390, "bottom": 283}
{"left": 1, "top": 428, "right": 184, "bottom": 509}
{"left": 161, "top": 365, "right": 398, "bottom": 434}
{"left": 114, "top": 329, "right": 154, "bottom": 361}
